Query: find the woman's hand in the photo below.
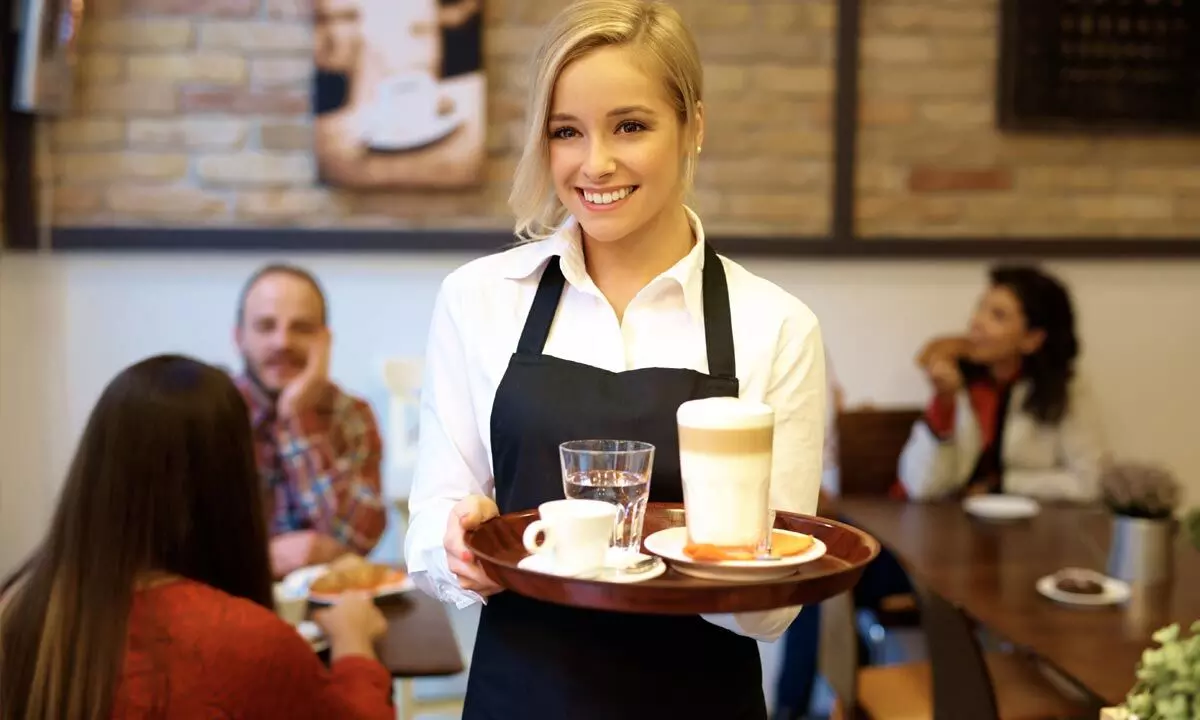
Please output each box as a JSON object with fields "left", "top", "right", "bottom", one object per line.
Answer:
{"left": 443, "top": 495, "right": 504, "bottom": 597}
{"left": 313, "top": 591, "right": 387, "bottom": 662}
{"left": 926, "top": 356, "right": 964, "bottom": 398}
{"left": 916, "top": 335, "right": 969, "bottom": 371}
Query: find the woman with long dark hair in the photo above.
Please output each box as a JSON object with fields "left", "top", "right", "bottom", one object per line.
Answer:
{"left": 775, "top": 266, "right": 1107, "bottom": 720}
{"left": 0, "top": 355, "right": 394, "bottom": 720}
{"left": 899, "top": 264, "right": 1107, "bottom": 500}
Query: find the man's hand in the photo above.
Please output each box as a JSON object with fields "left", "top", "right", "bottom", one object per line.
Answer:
{"left": 270, "top": 530, "right": 350, "bottom": 578}
{"left": 278, "top": 328, "right": 332, "bottom": 420}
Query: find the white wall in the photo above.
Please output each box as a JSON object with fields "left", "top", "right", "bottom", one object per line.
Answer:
{"left": 2, "top": 252, "right": 1198, "bottom": 576}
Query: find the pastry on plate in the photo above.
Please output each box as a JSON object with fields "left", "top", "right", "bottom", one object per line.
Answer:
{"left": 309, "top": 562, "right": 407, "bottom": 595}
{"left": 683, "top": 531, "right": 815, "bottom": 562}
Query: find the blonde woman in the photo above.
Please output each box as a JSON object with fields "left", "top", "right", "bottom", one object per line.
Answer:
{"left": 405, "top": 1, "right": 826, "bottom": 717}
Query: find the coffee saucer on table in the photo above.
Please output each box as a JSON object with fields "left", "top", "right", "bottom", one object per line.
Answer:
{"left": 517, "top": 548, "right": 667, "bottom": 584}
{"left": 643, "top": 528, "right": 827, "bottom": 582}
{"left": 963, "top": 494, "right": 1040, "bottom": 522}
{"left": 1036, "top": 567, "right": 1130, "bottom": 608}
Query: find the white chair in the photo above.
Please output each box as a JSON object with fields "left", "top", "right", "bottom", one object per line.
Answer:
{"left": 382, "top": 357, "right": 423, "bottom": 528}
{"left": 382, "top": 358, "right": 468, "bottom": 719}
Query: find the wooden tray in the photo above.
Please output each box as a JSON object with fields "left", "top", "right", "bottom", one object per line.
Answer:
{"left": 465, "top": 502, "right": 880, "bottom": 615}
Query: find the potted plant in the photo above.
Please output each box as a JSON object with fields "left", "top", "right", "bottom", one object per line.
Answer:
{"left": 1101, "top": 621, "right": 1200, "bottom": 720}
{"left": 1099, "top": 463, "right": 1181, "bottom": 585}
{"left": 1185, "top": 508, "right": 1200, "bottom": 553}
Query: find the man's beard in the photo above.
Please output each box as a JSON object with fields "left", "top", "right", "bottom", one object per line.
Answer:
{"left": 242, "top": 356, "right": 282, "bottom": 401}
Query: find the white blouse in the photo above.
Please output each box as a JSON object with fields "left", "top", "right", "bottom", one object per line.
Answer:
{"left": 898, "top": 378, "right": 1109, "bottom": 502}
{"left": 404, "top": 208, "right": 827, "bottom": 642}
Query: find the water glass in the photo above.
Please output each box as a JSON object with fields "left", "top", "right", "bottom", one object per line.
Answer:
{"left": 560, "top": 440, "right": 655, "bottom": 553}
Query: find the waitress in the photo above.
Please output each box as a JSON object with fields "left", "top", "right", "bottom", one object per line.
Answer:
{"left": 404, "top": 1, "right": 827, "bottom": 717}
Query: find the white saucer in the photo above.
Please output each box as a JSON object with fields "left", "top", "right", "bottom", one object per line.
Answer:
{"left": 963, "top": 494, "right": 1040, "bottom": 522}
{"left": 1036, "top": 568, "right": 1130, "bottom": 608}
{"left": 297, "top": 620, "right": 329, "bottom": 652}
{"left": 282, "top": 563, "right": 417, "bottom": 606}
{"left": 643, "top": 527, "right": 827, "bottom": 582}
{"left": 517, "top": 548, "right": 667, "bottom": 584}
{"left": 364, "top": 111, "right": 462, "bottom": 152}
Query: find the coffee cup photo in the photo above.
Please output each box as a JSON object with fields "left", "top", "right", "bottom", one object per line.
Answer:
{"left": 522, "top": 499, "right": 618, "bottom": 577}
{"left": 363, "top": 70, "right": 460, "bottom": 150}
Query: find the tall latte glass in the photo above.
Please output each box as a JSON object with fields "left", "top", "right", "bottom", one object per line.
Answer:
{"left": 677, "top": 397, "right": 774, "bottom": 548}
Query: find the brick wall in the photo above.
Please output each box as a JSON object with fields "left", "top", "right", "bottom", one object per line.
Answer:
{"left": 856, "top": 0, "right": 1200, "bottom": 238}
{"left": 42, "top": 0, "right": 833, "bottom": 235}
{"left": 33, "top": 0, "right": 1200, "bottom": 238}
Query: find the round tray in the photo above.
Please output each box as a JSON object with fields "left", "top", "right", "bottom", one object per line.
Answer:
{"left": 465, "top": 502, "right": 880, "bottom": 615}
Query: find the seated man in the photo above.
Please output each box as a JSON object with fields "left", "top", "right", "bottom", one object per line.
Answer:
{"left": 233, "top": 264, "right": 387, "bottom": 578}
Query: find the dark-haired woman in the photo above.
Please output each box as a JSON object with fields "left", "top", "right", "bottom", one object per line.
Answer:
{"left": 0, "top": 355, "right": 394, "bottom": 720}
{"left": 898, "top": 265, "right": 1107, "bottom": 500}
{"left": 775, "top": 266, "right": 1107, "bottom": 720}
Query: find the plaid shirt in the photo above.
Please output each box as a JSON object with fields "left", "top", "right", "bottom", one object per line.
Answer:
{"left": 235, "top": 375, "right": 387, "bottom": 555}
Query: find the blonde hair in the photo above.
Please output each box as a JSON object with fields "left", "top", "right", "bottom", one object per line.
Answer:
{"left": 509, "top": 0, "right": 704, "bottom": 242}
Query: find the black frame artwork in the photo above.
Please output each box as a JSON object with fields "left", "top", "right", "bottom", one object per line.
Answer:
{"left": 4, "top": 0, "right": 1200, "bottom": 257}
{"left": 996, "top": 0, "right": 1200, "bottom": 134}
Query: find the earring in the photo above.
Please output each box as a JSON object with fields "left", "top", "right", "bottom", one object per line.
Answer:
{"left": 696, "top": 145, "right": 702, "bottom": 154}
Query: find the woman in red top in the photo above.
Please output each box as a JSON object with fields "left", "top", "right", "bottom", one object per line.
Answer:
{"left": 0, "top": 355, "right": 394, "bottom": 720}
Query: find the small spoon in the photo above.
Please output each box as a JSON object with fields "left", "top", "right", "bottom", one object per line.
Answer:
{"left": 621, "top": 556, "right": 661, "bottom": 573}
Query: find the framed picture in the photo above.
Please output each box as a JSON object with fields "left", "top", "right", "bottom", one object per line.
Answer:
{"left": 312, "top": 0, "right": 487, "bottom": 189}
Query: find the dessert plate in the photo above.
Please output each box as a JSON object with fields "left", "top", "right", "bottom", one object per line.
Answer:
{"left": 1036, "top": 567, "right": 1130, "bottom": 607}
{"left": 644, "top": 527, "right": 827, "bottom": 582}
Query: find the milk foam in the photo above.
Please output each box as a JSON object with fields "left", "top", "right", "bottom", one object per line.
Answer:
{"left": 676, "top": 397, "right": 774, "bottom": 431}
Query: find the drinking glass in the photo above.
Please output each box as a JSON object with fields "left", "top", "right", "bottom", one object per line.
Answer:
{"left": 560, "top": 440, "right": 655, "bottom": 553}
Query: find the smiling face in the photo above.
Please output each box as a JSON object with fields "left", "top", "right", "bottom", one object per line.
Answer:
{"left": 546, "top": 44, "right": 700, "bottom": 245}
{"left": 235, "top": 273, "right": 325, "bottom": 393}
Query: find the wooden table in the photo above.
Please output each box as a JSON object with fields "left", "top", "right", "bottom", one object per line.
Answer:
{"left": 377, "top": 591, "right": 465, "bottom": 677}
{"left": 315, "top": 589, "right": 465, "bottom": 678}
{"left": 836, "top": 498, "right": 1200, "bottom": 706}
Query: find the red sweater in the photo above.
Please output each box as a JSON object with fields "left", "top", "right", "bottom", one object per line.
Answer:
{"left": 890, "top": 375, "right": 1014, "bottom": 501}
{"left": 112, "top": 579, "right": 393, "bottom": 719}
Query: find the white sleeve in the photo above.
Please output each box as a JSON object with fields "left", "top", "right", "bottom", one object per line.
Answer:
{"left": 1005, "top": 379, "right": 1108, "bottom": 502}
{"left": 404, "top": 278, "right": 496, "bottom": 609}
{"left": 700, "top": 310, "right": 826, "bottom": 642}
{"left": 897, "top": 391, "right": 971, "bottom": 501}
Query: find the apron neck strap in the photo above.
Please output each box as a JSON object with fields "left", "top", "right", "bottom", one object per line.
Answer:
{"left": 701, "top": 242, "right": 736, "bottom": 381}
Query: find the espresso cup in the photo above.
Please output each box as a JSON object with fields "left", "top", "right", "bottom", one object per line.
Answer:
{"left": 522, "top": 499, "right": 617, "bottom": 576}
{"left": 677, "top": 397, "right": 775, "bottom": 548}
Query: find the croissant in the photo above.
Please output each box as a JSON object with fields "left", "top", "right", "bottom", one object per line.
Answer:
{"left": 309, "top": 562, "right": 407, "bottom": 594}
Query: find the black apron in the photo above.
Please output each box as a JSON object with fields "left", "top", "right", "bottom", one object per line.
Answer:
{"left": 463, "top": 243, "right": 767, "bottom": 720}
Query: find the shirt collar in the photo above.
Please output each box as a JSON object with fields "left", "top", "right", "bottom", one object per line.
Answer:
{"left": 498, "top": 206, "right": 709, "bottom": 320}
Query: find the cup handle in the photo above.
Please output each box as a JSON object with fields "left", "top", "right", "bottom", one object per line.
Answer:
{"left": 523, "top": 520, "right": 554, "bottom": 554}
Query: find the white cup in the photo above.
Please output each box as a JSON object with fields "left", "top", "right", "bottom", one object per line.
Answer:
{"left": 273, "top": 582, "right": 307, "bottom": 626}
{"left": 522, "top": 499, "right": 617, "bottom": 576}
{"left": 677, "top": 397, "right": 775, "bottom": 548}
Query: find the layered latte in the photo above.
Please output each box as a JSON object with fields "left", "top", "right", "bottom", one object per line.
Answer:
{"left": 677, "top": 397, "right": 775, "bottom": 548}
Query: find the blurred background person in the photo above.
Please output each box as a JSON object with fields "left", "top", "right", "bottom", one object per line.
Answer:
{"left": 0, "top": 356, "right": 393, "bottom": 720}
{"left": 898, "top": 264, "right": 1108, "bottom": 501}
